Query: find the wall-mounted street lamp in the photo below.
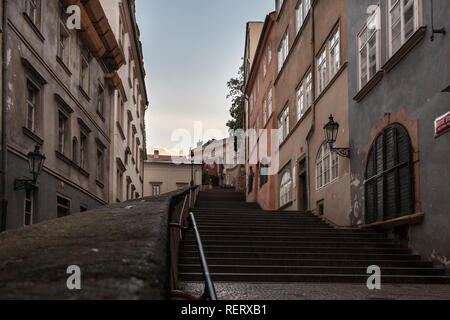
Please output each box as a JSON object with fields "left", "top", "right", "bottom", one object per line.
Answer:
{"left": 14, "top": 145, "right": 46, "bottom": 190}
{"left": 323, "top": 115, "right": 351, "bottom": 158}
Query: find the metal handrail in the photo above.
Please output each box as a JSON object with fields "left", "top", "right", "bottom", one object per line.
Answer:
{"left": 169, "top": 186, "right": 217, "bottom": 300}
{"left": 188, "top": 212, "right": 217, "bottom": 300}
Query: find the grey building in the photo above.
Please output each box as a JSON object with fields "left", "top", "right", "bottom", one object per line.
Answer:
{"left": 347, "top": 0, "right": 449, "bottom": 266}
{"left": 0, "top": 0, "right": 126, "bottom": 230}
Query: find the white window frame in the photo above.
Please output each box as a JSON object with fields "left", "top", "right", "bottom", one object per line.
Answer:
{"left": 358, "top": 7, "right": 381, "bottom": 90}
{"left": 278, "top": 30, "right": 289, "bottom": 73}
{"left": 329, "top": 28, "right": 340, "bottom": 79}
{"left": 388, "top": 0, "right": 420, "bottom": 58}
{"left": 263, "top": 98, "right": 267, "bottom": 125}
{"left": 26, "top": 80, "right": 39, "bottom": 132}
{"left": 317, "top": 49, "right": 327, "bottom": 94}
{"left": 280, "top": 170, "right": 292, "bottom": 207}
{"left": 58, "top": 111, "right": 68, "bottom": 154}
{"left": 296, "top": 84, "right": 304, "bottom": 122}
{"left": 316, "top": 143, "right": 338, "bottom": 190}
{"left": 268, "top": 87, "right": 273, "bottom": 116}
{"left": 24, "top": 189, "right": 33, "bottom": 226}
{"left": 296, "top": 0, "right": 304, "bottom": 34}
{"left": 305, "top": 70, "right": 312, "bottom": 107}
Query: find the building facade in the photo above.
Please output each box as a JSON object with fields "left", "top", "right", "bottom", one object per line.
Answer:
{"left": 144, "top": 150, "right": 202, "bottom": 197}
{"left": 273, "top": 0, "right": 351, "bottom": 225}
{"left": 347, "top": 0, "right": 449, "bottom": 265}
{"left": 101, "top": 0, "right": 148, "bottom": 203}
{"left": 243, "top": 12, "right": 277, "bottom": 210}
{"left": 0, "top": 0, "right": 125, "bottom": 230}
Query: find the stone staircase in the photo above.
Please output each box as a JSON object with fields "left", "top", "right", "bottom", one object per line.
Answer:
{"left": 179, "top": 189, "right": 450, "bottom": 284}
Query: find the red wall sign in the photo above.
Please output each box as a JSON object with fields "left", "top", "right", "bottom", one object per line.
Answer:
{"left": 435, "top": 111, "right": 450, "bottom": 137}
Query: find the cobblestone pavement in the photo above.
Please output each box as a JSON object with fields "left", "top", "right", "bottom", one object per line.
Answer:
{"left": 182, "top": 282, "right": 450, "bottom": 300}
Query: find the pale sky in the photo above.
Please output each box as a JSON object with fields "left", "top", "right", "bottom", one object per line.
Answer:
{"left": 136, "top": 0, "right": 274, "bottom": 155}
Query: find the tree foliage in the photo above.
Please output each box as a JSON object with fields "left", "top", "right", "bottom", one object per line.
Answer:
{"left": 226, "top": 61, "right": 244, "bottom": 131}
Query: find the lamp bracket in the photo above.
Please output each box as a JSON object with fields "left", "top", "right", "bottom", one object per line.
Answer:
{"left": 331, "top": 147, "right": 351, "bottom": 159}
{"left": 14, "top": 179, "right": 37, "bottom": 191}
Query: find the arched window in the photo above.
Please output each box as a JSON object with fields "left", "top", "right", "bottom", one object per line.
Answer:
{"left": 316, "top": 142, "right": 338, "bottom": 189}
{"left": 365, "top": 123, "right": 414, "bottom": 224}
{"left": 72, "top": 137, "right": 78, "bottom": 164}
{"left": 280, "top": 171, "right": 292, "bottom": 207}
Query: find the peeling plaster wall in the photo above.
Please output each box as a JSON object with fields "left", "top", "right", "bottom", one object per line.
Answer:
{"left": 347, "top": 0, "right": 450, "bottom": 266}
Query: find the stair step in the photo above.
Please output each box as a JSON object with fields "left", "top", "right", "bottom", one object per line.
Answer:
{"left": 181, "top": 240, "right": 403, "bottom": 248}
{"left": 179, "top": 257, "right": 433, "bottom": 268}
{"left": 195, "top": 230, "right": 386, "bottom": 238}
{"left": 179, "top": 265, "right": 446, "bottom": 276}
{"left": 183, "top": 235, "right": 388, "bottom": 242}
{"left": 181, "top": 251, "right": 423, "bottom": 260}
{"left": 179, "top": 273, "right": 450, "bottom": 284}
{"left": 181, "top": 245, "right": 411, "bottom": 254}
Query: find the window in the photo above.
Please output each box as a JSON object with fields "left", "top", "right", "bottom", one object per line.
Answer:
{"left": 358, "top": 8, "right": 381, "bottom": 89}
{"left": 279, "top": 106, "right": 289, "bottom": 144}
{"left": 26, "top": 80, "right": 39, "bottom": 132}
{"left": 57, "top": 196, "right": 71, "bottom": 218}
{"left": 329, "top": 28, "right": 340, "bottom": 78}
{"left": 118, "top": 94, "right": 124, "bottom": 128}
{"left": 268, "top": 87, "right": 273, "bottom": 116}
{"left": 316, "top": 142, "right": 338, "bottom": 189}
{"left": 97, "top": 84, "right": 105, "bottom": 116}
{"left": 263, "top": 99, "right": 267, "bottom": 125}
{"left": 278, "top": 0, "right": 284, "bottom": 12}
{"left": 280, "top": 171, "right": 292, "bottom": 207}
{"left": 119, "top": 16, "right": 124, "bottom": 49}
{"left": 80, "top": 49, "right": 90, "bottom": 94}
{"left": 58, "top": 6, "right": 70, "bottom": 65}
{"left": 388, "top": 0, "right": 419, "bottom": 57}
{"left": 58, "top": 111, "right": 68, "bottom": 154}
{"left": 278, "top": 30, "right": 289, "bottom": 72}
{"left": 97, "top": 148, "right": 104, "bottom": 182}
{"left": 116, "top": 169, "right": 123, "bottom": 202}
{"left": 296, "top": 1, "right": 303, "bottom": 33}
{"left": 268, "top": 41, "right": 272, "bottom": 63}
{"left": 26, "top": 0, "right": 41, "bottom": 26}
{"left": 365, "top": 124, "right": 414, "bottom": 223}
{"left": 72, "top": 137, "right": 78, "bottom": 164}
{"left": 305, "top": 0, "right": 311, "bottom": 16}
{"left": 80, "top": 132, "right": 87, "bottom": 169}
{"left": 296, "top": 84, "right": 304, "bottom": 122}
{"left": 305, "top": 70, "right": 312, "bottom": 107}
{"left": 263, "top": 55, "right": 267, "bottom": 77}
{"left": 152, "top": 184, "right": 161, "bottom": 196}
{"left": 24, "top": 189, "right": 33, "bottom": 226}
{"left": 259, "top": 158, "right": 269, "bottom": 188}
{"left": 317, "top": 49, "right": 327, "bottom": 94}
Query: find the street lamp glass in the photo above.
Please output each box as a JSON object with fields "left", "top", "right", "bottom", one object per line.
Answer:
{"left": 324, "top": 115, "right": 339, "bottom": 147}
{"left": 27, "top": 145, "right": 46, "bottom": 180}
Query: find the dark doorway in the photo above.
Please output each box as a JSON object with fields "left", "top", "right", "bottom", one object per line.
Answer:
{"left": 298, "top": 173, "right": 308, "bottom": 211}
{"left": 365, "top": 123, "right": 414, "bottom": 224}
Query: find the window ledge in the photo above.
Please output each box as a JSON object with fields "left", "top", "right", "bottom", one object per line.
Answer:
{"left": 55, "top": 150, "right": 72, "bottom": 166}
{"left": 116, "top": 122, "right": 126, "bottom": 140}
{"left": 22, "top": 127, "right": 44, "bottom": 145}
{"left": 56, "top": 56, "right": 72, "bottom": 77}
{"left": 383, "top": 26, "right": 427, "bottom": 73}
{"left": 96, "top": 110, "right": 106, "bottom": 122}
{"left": 23, "top": 13, "right": 45, "bottom": 42}
{"left": 362, "top": 212, "right": 425, "bottom": 231}
{"left": 279, "top": 201, "right": 293, "bottom": 211}
{"left": 79, "top": 86, "right": 91, "bottom": 102}
{"left": 353, "top": 70, "right": 384, "bottom": 102}
{"left": 96, "top": 179, "right": 105, "bottom": 189}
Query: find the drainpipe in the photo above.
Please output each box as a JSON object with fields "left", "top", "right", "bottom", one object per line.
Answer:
{"left": 1, "top": 0, "right": 8, "bottom": 232}
{"left": 305, "top": 4, "right": 316, "bottom": 212}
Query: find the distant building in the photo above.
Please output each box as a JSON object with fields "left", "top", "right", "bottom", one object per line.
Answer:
{"left": 143, "top": 150, "right": 202, "bottom": 196}
{"left": 101, "top": 0, "right": 148, "bottom": 202}
{"left": 243, "top": 12, "right": 277, "bottom": 210}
